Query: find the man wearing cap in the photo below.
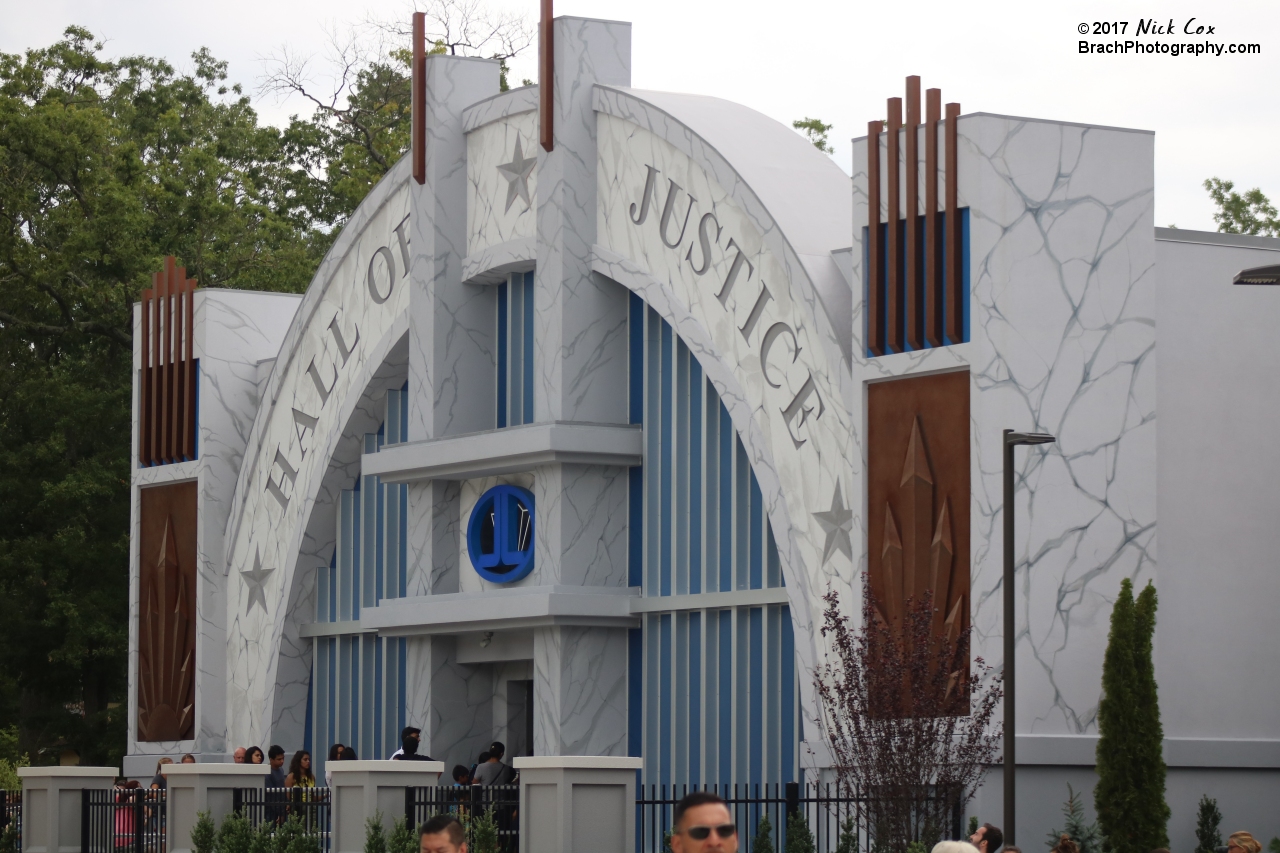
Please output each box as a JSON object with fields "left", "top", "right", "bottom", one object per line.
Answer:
{"left": 471, "top": 741, "right": 514, "bottom": 785}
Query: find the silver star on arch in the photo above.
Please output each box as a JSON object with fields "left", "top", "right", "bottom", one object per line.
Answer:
{"left": 497, "top": 135, "right": 536, "bottom": 213}
{"left": 813, "top": 485, "right": 854, "bottom": 565}
{"left": 241, "top": 550, "right": 275, "bottom": 615}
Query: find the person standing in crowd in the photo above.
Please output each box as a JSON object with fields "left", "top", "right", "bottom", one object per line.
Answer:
{"left": 1228, "top": 832, "right": 1262, "bottom": 853}
{"left": 668, "top": 791, "right": 738, "bottom": 853}
{"left": 393, "top": 727, "right": 432, "bottom": 761}
{"left": 971, "top": 823, "right": 1004, "bottom": 853}
{"left": 266, "top": 746, "right": 287, "bottom": 788}
{"left": 471, "top": 742, "right": 513, "bottom": 786}
{"left": 1051, "top": 836, "right": 1078, "bottom": 853}
{"left": 233, "top": 747, "right": 246, "bottom": 764}
{"left": 341, "top": 746, "right": 358, "bottom": 760}
{"left": 469, "top": 752, "right": 488, "bottom": 782}
{"left": 180, "top": 754, "right": 196, "bottom": 764}
{"left": 149, "top": 758, "right": 172, "bottom": 790}
{"left": 285, "top": 750, "right": 315, "bottom": 788}
{"left": 246, "top": 746, "right": 265, "bottom": 765}
{"left": 419, "top": 815, "right": 468, "bottom": 853}
{"left": 325, "top": 744, "right": 344, "bottom": 786}
{"left": 451, "top": 765, "right": 471, "bottom": 785}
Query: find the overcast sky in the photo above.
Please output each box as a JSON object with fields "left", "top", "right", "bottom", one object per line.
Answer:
{"left": 4, "top": 0, "right": 1278, "bottom": 231}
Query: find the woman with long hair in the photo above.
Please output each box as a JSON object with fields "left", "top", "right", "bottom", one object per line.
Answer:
{"left": 245, "top": 746, "right": 265, "bottom": 765}
{"left": 285, "top": 750, "right": 315, "bottom": 788}
{"left": 324, "top": 744, "right": 344, "bottom": 786}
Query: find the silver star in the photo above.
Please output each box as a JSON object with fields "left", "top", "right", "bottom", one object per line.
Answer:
{"left": 241, "top": 550, "right": 275, "bottom": 615}
{"left": 497, "top": 135, "right": 536, "bottom": 213}
{"left": 813, "top": 485, "right": 854, "bottom": 565}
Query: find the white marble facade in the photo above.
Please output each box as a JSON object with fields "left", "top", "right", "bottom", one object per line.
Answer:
{"left": 129, "top": 13, "right": 1182, "bottom": 790}
{"left": 850, "top": 116, "right": 1157, "bottom": 740}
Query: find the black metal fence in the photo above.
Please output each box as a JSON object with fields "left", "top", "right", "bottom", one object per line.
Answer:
{"left": 636, "top": 781, "right": 963, "bottom": 853}
{"left": 232, "top": 788, "right": 331, "bottom": 853}
{"left": 1, "top": 790, "right": 20, "bottom": 850}
{"left": 81, "top": 788, "right": 166, "bottom": 853}
{"left": 405, "top": 785, "right": 520, "bottom": 852}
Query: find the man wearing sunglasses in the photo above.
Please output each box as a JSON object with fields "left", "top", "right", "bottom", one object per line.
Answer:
{"left": 670, "top": 791, "right": 739, "bottom": 853}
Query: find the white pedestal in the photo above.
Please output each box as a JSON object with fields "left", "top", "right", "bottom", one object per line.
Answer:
{"left": 18, "top": 767, "right": 118, "bottom": 853}
{"left": 161, "top": 764, "right": 271, "bottom": 853}
{"left": 328, "top": 761, "right": 444, "bottom": 853}
{"left": 512, "top": 756, "right": 642, "bottom": 853}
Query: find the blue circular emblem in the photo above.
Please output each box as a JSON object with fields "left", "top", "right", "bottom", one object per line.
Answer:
{"left": 466, "top": 485, "right": 536, "bottom": 583}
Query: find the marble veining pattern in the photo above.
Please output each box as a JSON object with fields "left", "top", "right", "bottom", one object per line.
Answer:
{"left": 468, "top": 113, "right": 539, "bottom": 256}
{"left": 850, "top": 115, "right": 1156, "bottom": 736}
{"left": 593, "top": 111, "right": 856, "bottom": 738}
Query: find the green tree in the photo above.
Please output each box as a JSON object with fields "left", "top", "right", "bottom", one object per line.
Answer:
{"left": 1194, "top": 796, "right": 1222, "bottom": 853}
{"left": 792, "top": 117, "right": 834, "bottom": 154}
{"left": 363, "top": 812, "right": 388, "bottom": 853}
{"left": 752, "top": 813, "right": 775, "bottom": 853}
{"left": 1047, "top": 784, "right": 1101, "bottom": 853}
{"left": 0, "top": 27, "right": 329, "bottom": 766}
{"left": 1204, "top": 178, "right": 1280, "bottom": 237}
{"left": 1094, "top": 579, "right": 1168, "bottom": 853}
{"left": 786, "top": 811, "right": 816, "bottom": 853}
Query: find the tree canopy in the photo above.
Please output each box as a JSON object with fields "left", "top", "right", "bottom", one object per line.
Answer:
{"left": 1204, "top": 177, "right": 1279, "bottom": 237}
{"left": 0, "top": 25, "right": 414, "bottom": 766}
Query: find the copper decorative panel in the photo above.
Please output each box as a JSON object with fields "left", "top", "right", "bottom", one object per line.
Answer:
{"left": 867, "top": 371, "right": 969, "bottom": 661}
{"left": 139, "top": 257, "right": 197, "bottom": 466}
{"left": 137, "top": 480, "right": 197, "bottom": 742}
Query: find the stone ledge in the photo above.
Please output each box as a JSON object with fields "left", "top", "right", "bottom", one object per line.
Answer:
{"left": 363, "top": 421, "right": 642, "bottom": 483}
{"left": 513, "top": 756, "right": 642, "bottom": 770}
{"left": 361, "top": 585, "right": 638, "bottom": 636}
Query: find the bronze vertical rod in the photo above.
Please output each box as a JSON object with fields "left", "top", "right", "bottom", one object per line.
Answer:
{"left": 539, "top": 0, "right": 554, "bottom": 151}
{"left": 169, "top": 266, "right": 183, "bottom": 462}
{"left": 925, "top": 88, "right": 942, "bottom": 347}
{"left": 183, "top": 277, "right": 195, "bottom": 460}
{"left": 140, "top": 288, "right": 151, "bottom": 464}
{"left": 158, "top": 261, "right": 171, "bottom": 464}
{"left": 945, "top": 102, "right": 962, "bottom": 344}
{"left": 886, "top": 97, "right": 902, "bottom": 354}
{"left": 150, "top": 271, "right": 161, "bottom": 465}
{"left": 904, "top": 77, "right": 922, "bottom": 350}
{"left": 867, "top": 121, "right": 884, "bottom": 357}
{"left": 411, "top": 12, "right": 425, "bottom": 185}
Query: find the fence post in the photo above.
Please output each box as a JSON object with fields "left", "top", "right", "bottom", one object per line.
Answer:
{"left": 19, "top": 766, "right": 117, "bottom": 853}
{"left": 79, "top": 790, "right": 88, "bottom": 853}
{"left": 328, "top": 760, "right": 442, "bottom": 853}
{"left": 162, "top": 763, "right": 270, "bottom": 853}
{"left": 785, "top": 781, "right": 799, "bottom": 821}
{"left": 512, "top": 756, "right": 641, "bottom": 853}
{"left": 403, "top": 788, "right": 413, "bottom": 830}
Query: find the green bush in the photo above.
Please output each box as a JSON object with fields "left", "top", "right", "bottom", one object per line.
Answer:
{"left": 0, "top": 755, "right": 28, "bottom": 793}
{"left": 387, "top": 816, "right": 416, "bottom": 853}
{"left": 1, "top": 823, "right": 20, "bottom": 853}
{"left": 1047, "top": 784, "right": 1101, "bottom": 853}
{"left": 215, "top": 810, "right": 255, "bottom": 853}
{"left": 470, "top": 807, "right": 500, "bottom": 853}
{"left": 835, "top": 816, "right": 859, "bottom": 853}
{"left": 1194, "top": 796, "right": 1222, "bottom": 853}
{"left": 1095, "top": 579, "right": 1169, "bottom": 853}
{"left": 364, "top": 812, "right": 388, "bottom": 853}
{"left": 786, "top": 812, "right": 816, "bottom": 853}
{"left": 191, "top": 812, "right": 216, "bottom": 853}
{"left": 753, "top": 813, "right": 775, "bottom": 853}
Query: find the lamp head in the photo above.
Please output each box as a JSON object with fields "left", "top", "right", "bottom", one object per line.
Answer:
{"left": 1005, "top": 431, "right": 1056, "bottom": 446}
{"left": 1234, "top": 264, "right": 1280, "bottom": 285}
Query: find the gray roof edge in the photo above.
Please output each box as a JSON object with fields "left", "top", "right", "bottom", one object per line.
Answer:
{"left": 1155, "top": 227, "right": 1280, "bottom": 252}
{"left": 849, "top": 111, "right": 1154, "bottom": 143}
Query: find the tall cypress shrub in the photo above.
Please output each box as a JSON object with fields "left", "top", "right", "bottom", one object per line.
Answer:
{"left": 1133, "top": 582, "right": 1170, "bottom": 848}
{"left": 1094, "top": 579, "right": 1169, "bottom": 853}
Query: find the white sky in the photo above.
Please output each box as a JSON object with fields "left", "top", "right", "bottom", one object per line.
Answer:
{"left": 3, "top": 0, "right": 1278, "bottom": 231}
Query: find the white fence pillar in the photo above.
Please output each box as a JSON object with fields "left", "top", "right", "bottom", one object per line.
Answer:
{"left": 513, "top": 756, "right": 641, "bottom": 853}
{"left": 162, "top": 764, "right": 270, "bottom": 853}
{"left": 328, "top": 761, "right": 443, "bottom": 853}
{"left": 18, "top": 767, "right": 118, "bottom": 853}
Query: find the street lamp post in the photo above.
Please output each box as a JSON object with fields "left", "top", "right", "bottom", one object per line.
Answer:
{"left": 1002, "top": 428, "right": 1055, "bottom": 846}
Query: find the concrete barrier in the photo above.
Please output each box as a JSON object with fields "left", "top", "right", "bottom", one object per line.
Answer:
{"left": 512, "top": 756, "right": 642, "bottom": 853}
{"left": 328, "top": 761, "right": 443, "bottom": 853}
{"left": 161, "top": 764, "right": 270, "bottom": 853}
{"left": 18, "top": 767, "right": 118, "bottom": 853}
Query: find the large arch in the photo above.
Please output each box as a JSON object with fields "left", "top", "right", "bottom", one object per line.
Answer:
{"left": 592, "top": 85, "right": 858, "bottom": 745}
{"left": 221, "top": 157, "right": 413, "bottom": 746}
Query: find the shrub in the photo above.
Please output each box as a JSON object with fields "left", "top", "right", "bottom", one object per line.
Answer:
{"left": 364, "top": 812, "right": 388, "bottom": 853}
{"left": 215, "top": 810, "right": 255, "bottom": 853}
{"left": 470, "top": 807, "right": 500, "bottom": 853}
{"left": 387, "top": 817, "right": 416, "bottom": 853}
{"left": 786, "top": 812, "right": 816, "bottom": 853}
{"left": 752, "top": 813, "right": 775, "bottom": 853}
{"left": 191, "top": 811, "right": 216, "bottom": 853}
{"left": 1194, "top": 796, "right": 1222, "bottom": 853}
{"left": 836, "top": 816, "right": 859, "bottom": 853}
{"left": 1047, "top": 785, "right": 1101, "bottom": 853}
